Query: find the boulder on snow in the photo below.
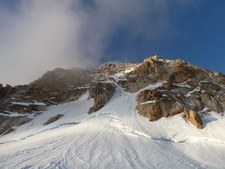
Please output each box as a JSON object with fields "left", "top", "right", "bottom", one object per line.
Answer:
{"left": 2, "top": 127, "right": 14, "bottom": 135}
{"left": 43, "top": 114, "right": 64, "bottom": 125}
{"left": 183, "top": 110, "right": 203, "bottom": 129}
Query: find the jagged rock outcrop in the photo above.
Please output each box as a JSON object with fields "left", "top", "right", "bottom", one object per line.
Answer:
{"left": 25, "top": 68, "right": 92, "bottom": 103}
{"left": 0, "top": 68, "right": 91, "bottom": 116}
{"left": 30, "top": 68, "right": 91, "bottom": 92}
{"left": 132, "top": 56, "right": 225, "bottom": 128}
{"left": 88, "top": 83, "right": 115, "bottom": 113}
{"left": 0, "top": 85, "right": 30, "bottom": 113}
{"left": 121, "top": 55, "right": 225, "bottom": 93}
{"left": 183, "top": 110, "right": 203, "bottom": 129}
{"left": 99, "top": 63, "right": 138, "bottom": 76}
{"left": 0, "top": 84, "right": 13, "bottom": 100}
{"left": 170, "top": 105, "right": 184, "bottom": 116}
{"left": 201, "top": 92, "right": 223, "bottom": 113}
{"left": 1, "top": 55, "right": 225, "bottom": 131}
{"left": 136, "top": 103, "right": 161, "bottom": 121}
{"left": 135, "top": 79, "right": 225, "bottom": 128}
{"left": 137, "top": 89, "right": 160, "bottom": 102}
{"left": 136, "top": 89, "right": 184, "bottom": 121}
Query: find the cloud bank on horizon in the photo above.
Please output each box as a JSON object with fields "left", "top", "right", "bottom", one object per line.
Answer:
{"left": 0, "top": 0, "right": 197, "bottom": 86}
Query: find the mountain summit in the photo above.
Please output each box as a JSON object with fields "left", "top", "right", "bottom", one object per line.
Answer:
{"left": 0, "top": 56, "right": 225, "bottom": 168}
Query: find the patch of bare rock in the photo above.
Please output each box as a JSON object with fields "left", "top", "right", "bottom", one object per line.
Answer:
{"left": 43, "top": 114, "right": 64, "bottom": 126}
{"left": 0, "top": 84, "right": 13, "bottom": 100}
{"left": 182, "top": 110, "right": 203, "bottom": 129}
{"left": 88, "top": 83, "right": 115, "bottom": 113}
{"left": 0, "top": 116, "right": 31, "bottom": 135}
{"left": 134, "top": 56, "right": 225, "bottom": 128}
{"left": 25, "top": 67, "right": 92, "bottom": 103}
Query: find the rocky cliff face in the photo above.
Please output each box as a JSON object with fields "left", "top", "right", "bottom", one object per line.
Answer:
{"left": 1, "top": 55, "right": 225, "bottom": 134}
{"left": 88, "top": 83, "right": 115, "bottom": 113}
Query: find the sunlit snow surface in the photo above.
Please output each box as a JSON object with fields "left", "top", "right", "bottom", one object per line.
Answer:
{"left": 0, "top": 84, "right": 225, "bottom": 169}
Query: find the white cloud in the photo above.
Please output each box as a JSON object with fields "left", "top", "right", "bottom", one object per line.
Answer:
{"left": 0, "top": 0, "right": 197, "bottom": 86}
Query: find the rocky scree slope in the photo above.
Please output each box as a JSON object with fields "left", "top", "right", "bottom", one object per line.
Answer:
{"left": 1, "top": 55, "right": 225, "bottom": 135}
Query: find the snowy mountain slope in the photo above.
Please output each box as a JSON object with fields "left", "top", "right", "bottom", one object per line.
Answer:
{"left": 0, "top": 84, "right": 225, "bottom": 169}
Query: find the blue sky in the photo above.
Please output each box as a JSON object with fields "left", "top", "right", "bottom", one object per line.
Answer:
{"left": 0, "top": 0, "right": 225, "bottom": 85}
{"left": 103, "top": 1, "right": 225, "bottom": 72}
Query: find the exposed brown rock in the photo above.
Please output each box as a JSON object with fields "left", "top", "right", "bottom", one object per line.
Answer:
{"left": 122, "top": 56, "right": 167, "bottom": 92}
{"left": 158, "top": 98, "right": 176, "bottom": 117}
{"left": 184, "top": 110, "right": 203, "bottom": 129}
{"left": 25, "top": 87, "right": 50, "bottom": 101}
{"left": 170, "top": 104, "right": 184, "bottom": 116}
{"left": 136, "top": 103, "right": 161, "bottom": 121}
{"left": 199, "top": 82, "right": 221, "bottom": 96}
{"left": 201, "top": 92, "right": 223, "bottom": 113}
{"left": 212, "top": 72, "right": 225, "bottom": 84}
{"left": 31, "top": 68, "right": 91, "bottom": 92}
{"left": 0, "top": 84, "right": 13, "bottom": 100}
{"left": 136, "top": 90, "right": 181, "bottom": 121}
{"left": 218, "top": 93, "right": 225, "bottom": 110}
{"left": 161, "top": 83, "right": 176, "bottom": 91}
{"left": 1, "top": 55, "right": 225, "bottom": 136}
{"left": 25, "top": 68, "right": 92, "bottom": 103}
{"left": 43, "top": 114, "right": 64, "bottom": 125}
{"left": 99, "top": 63, "right": 118, "bottom": 75}
{"left": 2, "top": 127, "right": 14, "bottom": 135}
{"left": 31, "top": 103, "right": 47, "bottom": 111}
{"left": 169, "top": 60, "right": 195, "bottom": 83}
{"left": 117, "top": 80, "right": 128, "bottom": 89}
{"left": 137, "top": 89, "right": 160, "bottom": 103}
{"left": 188, "top": 92, "right": 203, "bottom": 111}
{"left": 10, "top": 104, "right": 33, "bottom": 114}
{"left": 88, "top": 83, "right": 115, "bottom": 113}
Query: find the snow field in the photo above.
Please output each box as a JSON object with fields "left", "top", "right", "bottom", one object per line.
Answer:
{"left": 0, "top": 84, "right": 225, "bottom": 169}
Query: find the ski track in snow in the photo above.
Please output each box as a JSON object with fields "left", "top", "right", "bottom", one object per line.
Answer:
{"left": 0, "top": 85, "right": 225, "bottom": 169}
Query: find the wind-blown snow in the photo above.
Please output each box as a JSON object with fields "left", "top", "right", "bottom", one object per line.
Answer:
{"left": 0, "top": 85, "right": 225, "bottom": 169}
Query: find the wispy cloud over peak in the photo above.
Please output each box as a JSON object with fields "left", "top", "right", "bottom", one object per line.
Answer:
{"left": 0, "top": 0, "right": 197, "bottom": 85}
